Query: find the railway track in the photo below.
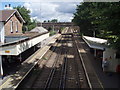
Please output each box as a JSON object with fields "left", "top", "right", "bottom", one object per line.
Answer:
{"left": 15, "top": 36, "right": 62, "bottom": 89}
{"left": 30, "top": 36, "right": 64, "bottom": 88}
{"left": 16, "top": 27, "right": 103, "bottom": 89}
{"left": 73, "top": 32, "right": 103, "bottom": 88}
{"left": 44, "top": 35, "right": 67, "bottom": 89}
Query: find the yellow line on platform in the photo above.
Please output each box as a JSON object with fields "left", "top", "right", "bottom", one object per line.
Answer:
{"left": 0, "top": 78, "right": 11, "bottom": 89}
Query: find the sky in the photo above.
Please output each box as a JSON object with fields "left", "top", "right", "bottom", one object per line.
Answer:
{"left": 0, "top": 0, "right": 83, "bottom": 22}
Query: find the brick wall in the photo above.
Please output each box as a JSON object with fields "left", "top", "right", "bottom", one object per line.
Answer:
{"left": 4, "top": 14, "right": 23, "bottom": 36}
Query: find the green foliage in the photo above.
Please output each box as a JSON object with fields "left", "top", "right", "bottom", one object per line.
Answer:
{"left": 50, "top": 30, "right": 56, "bottom": 36}
{"left": 51, "top": 19, "right": 58, "bottom": 23}
{"left": 73, "top": 2, "right": 120, "bottom": 50}
{"left": 14, "top": 6, "right": 31, "bottom": 25}
{"left": 48, "top": 27, "right": 52, "bottom": 31}
{"left": 14, "top": 6, "right": 36, "bottom": 32}
{"left": 45, "top": 19, "right": 58, "bottom": 23}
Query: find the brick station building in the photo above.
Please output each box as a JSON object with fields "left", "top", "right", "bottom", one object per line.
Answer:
{"left": 0, "top": 9, "right": 25, "bottom": 43}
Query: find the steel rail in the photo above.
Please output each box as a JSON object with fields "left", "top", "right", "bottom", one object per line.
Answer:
{"left": 72, "top": 36, "right": 81, "bottom": 88}
{"left": 15, "top": 36, "right": 62, "bottom": 89}
{"left": 30, "top": 43, "right": 58, "bottom": 88}
{"left": 44, "top": 36, "right": 64, "bottom": 89}
{"left": 59, "top": 35, "right": 68, "bottom": 89}
{"left": 61, "top": 36, "right": 70, "bottom": 89}
{"left": 73, "top": 33, "right": 92, "bottom": 89}
{"left": 45, "top": 32, "right": 69, "bottom": 89}
{"left": 74, "top": 32, "right": 103, "bottom": 89}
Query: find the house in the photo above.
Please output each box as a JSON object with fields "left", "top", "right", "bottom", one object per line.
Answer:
{"left": 0, "top": 9, "right": 25, "bottom": 43}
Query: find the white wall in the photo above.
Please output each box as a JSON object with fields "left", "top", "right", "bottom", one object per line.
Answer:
{"left": 103, "top": 48, "right": 118, "bottom": 72}
{"left": 0, "top": 45, "right": 17, "bottom": 55}
{"left": 17, "top": 33, "right": 49, "bottom": 55}
{"left": 0, "top": 33, "right": 49, "bottom": 55}
{"left": 0, "top": 22, "right": 5, "bottom": 43}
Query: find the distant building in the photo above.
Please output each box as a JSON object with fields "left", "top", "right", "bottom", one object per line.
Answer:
{"left": 30, "top": 27, "right": 48, "bottom": 34}
{"left": 0, "top": 9, "right": 25, "bottom": 43}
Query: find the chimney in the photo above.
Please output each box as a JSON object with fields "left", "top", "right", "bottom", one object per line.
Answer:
{"left": 9, "top": 4, "right": 13, "bottom": 9}
{"left": 5, "top": 5, "right": 7, "bottom": 7}
{"left": 8, "top": 4, "right": 11, "bottom": 8}
{"left": 4, "top": 4, "right": 12, "bottom": 10}
{"left": 4, "top": 5, "right": 8, "bottom": 9}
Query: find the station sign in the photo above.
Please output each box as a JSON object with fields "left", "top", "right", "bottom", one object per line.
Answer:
{"left": 5, "top": 51, "right": 10, "bottom": 53}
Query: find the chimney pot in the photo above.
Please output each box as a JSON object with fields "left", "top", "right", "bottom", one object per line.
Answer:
{"left": 5, "top": 5, "right": 7, "bottom": 7}
{"left": 9, "top": 4, "right": 11, "bottom": 7}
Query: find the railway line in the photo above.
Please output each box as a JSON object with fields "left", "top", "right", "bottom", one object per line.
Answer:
{"left": 16, "top": 27, "right": 103, "bottom": 89}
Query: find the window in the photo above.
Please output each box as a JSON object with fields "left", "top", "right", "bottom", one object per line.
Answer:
{"left": 10, "top": 20, "right": 13, "bottom": 33}
{"left": 16, "top": 21, "right": 18, "bottom": 33}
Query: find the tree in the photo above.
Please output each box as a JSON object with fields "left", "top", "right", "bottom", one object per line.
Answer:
{"left": 73, "top": 2, "right": 120, "bottom": 50}
{"left": 72, "top": 3, "right": 94, "bottom": 36}
{"left": 51, "top": 19, "right": 58, "bottom": 23}
{"left": 14, "top": 6, "right": 36, "bottom": 32}
{"left": 48, "top": 27, "right": 52, "bottom": 31}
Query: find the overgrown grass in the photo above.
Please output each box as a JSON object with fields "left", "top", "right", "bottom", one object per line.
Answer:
{"left": 42, "top": 57, "right": 48, "bottom": 60}
{"left": 79, "top": 33, "right": 84, "bottom": 36}
{"left": 50, "top": 30, "right": 57, "bottom": 36}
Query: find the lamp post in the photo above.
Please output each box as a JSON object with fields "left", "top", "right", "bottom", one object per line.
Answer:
{"left": 93, "top": 24, "right": 97, "bottom": 57}
{"left": 53, "top": 25, "right": 54, "bottom": 31}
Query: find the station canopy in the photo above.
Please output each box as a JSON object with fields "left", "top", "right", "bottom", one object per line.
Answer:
{"left": 83, "top": 36, "right": 108, "bottom": 50}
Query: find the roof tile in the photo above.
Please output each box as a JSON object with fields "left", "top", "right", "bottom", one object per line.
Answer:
{"left": 0, "top": 10, "right": 16, "bottom": 22}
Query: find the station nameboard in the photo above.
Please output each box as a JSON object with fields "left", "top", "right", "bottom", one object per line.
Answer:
{"left": 5, "top": 51, "right": 10, "bottom": 53}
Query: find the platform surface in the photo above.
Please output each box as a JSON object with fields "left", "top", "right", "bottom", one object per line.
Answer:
{"left": 0, "top": 34, "right": 60, "bottom": 89}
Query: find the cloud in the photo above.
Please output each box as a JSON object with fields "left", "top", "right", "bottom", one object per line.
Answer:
{"left": 23, "top": 2, "right": 79, "bottom": 22}
{"left": 55, "top": 2, "right": 79, "bottom": 14}
{"left": 1, "top": 0, "right": 83, "bottom": 3}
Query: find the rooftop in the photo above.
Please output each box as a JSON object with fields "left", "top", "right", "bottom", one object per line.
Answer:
{"left": 30, "top": 27, "right": 48, "bottom": 33}
{"left": 83, "top": 36, "right": 107, "bottom": 44}
{"left": 0, "top": 9, "right": 25, "bottom": 23}
{"left": 83, "top": 36, "right": 108, "bottom": 50}
{"left": 0, "top": 27, "right": 49, "bottom": 46}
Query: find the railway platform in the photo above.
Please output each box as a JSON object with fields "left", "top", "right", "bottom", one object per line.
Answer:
{"left": 0, "top": 34, "right": 61, "bottom": 89}
{"left": 78, "top": 36, "right": 120, "bottom": 88}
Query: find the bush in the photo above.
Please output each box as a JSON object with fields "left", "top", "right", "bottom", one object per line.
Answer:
{"left": 50, "top": 30, "right": 56, "bottom": 36}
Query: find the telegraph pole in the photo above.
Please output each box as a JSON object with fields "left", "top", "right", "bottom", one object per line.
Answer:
{"left": 40, "top": 2, "right": 42, "bottom": 27}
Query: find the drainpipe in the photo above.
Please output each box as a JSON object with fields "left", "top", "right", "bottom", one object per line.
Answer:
{"left": 0, "top": 22, "right": 4, "bottom": 79}
{"left": 0, "top": 22, "right": 5, "bottom": 43}
{"left": 0, "top": 56, "right": 3, "bottom": 79}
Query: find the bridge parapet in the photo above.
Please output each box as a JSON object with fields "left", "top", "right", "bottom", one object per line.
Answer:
{"left": 37, "top": 22, "right": 76, "bottom": 30}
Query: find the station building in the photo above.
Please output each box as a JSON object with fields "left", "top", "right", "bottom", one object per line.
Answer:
{"left": 0, "top": 9, "right": 49, "bottom": 77}
{"left": 83, "top": 36, "right": 120, "bottom": 73}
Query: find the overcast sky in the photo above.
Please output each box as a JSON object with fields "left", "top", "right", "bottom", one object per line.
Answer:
{"left": 0, "top": 0, "right": 82, "bottom": 22}
{"left": 23, "top": 2, "right": 80, "bottom": 22}
{"left": 0, "top": 0, "right": 81, "bottom": 22}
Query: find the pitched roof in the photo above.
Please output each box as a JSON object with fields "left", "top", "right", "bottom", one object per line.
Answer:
{"left": 30, "top": 27, "right": 48, "bottom": 34}
{"left": 0, "top": 9, "right": 25, "bottom": 23}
